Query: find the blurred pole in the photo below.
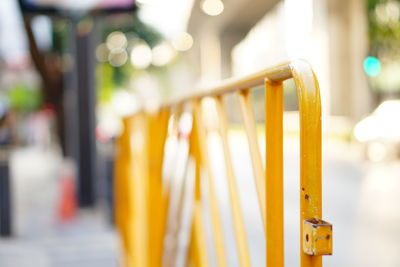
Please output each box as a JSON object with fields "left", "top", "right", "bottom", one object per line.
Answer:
{"left": 64, "top": 18, "right": 97, "bottom": 208}
{"left": 97, "top": 140, "right": 115, "bottom": 224}
{"left": 75, "top": 19, "right": 97, "bottom": 208}
{"left": 0, "top": 148, "right": 12, "bottom": 237}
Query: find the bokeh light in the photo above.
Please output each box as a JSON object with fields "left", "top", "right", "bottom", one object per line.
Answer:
{"left": 108, "top": 50, "right": 128, "bottom": 67}
{"left": 152, "top": 42, "right": 175, "bottom": 66}
{"left": 364, "top": 56, "right": 381, "bottom": 77}
{"left": 111, "top": 90, "right": 138, "bottom": 116}
{"left": 171, "top": 32, "right": 193, "bottom": 51}
{"left": 130, "top": 42, "right": 152, "bottom": 69}
{"left": 95, "top": 43, "right": 109, "bottom": 62}
{"left": 201, "top": 0, "right": 224, "bottom": 16}
{"left": 375, "top": 1, "right": 400, "bottom": 24}
{"left": 106, "top": 31, "right": 128, "bottom": 51}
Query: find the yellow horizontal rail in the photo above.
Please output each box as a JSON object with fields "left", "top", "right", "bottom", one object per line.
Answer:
{"left": 164, "top": 61, "right": 292, "bottom": 107}
{"left": 114, "top": 59, "right": 332, "bottom": 267}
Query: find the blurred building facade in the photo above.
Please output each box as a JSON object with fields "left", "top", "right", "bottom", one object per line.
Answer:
{"left": 187, "top": 0, "right": 372, "bottom": 122}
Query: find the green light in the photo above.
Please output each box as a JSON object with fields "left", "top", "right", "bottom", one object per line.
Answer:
{"left": 364, "top": 56, "right": 381, "bottom": 77}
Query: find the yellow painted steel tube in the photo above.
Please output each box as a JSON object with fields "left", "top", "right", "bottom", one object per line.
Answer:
{"left": 163, "top": 62, "right": 293, "bottom": 108}
{"left": 190, "top": 202, "right": 209, "bottom": 267}
{"left": 290, "top": 61, "right": 322, "bottom": 267}
{"left": 265, "top": 81, "right": 284, "bottom": 267}
{"left": 237, "top": 89, "right": 266, "bottom": 229}
{"left": 114, "top": 116, "right": 136, "bottom": 267}
{"left": 193, "top": 100, "right": 228, "bottom": 267}
{"left": 167, "top": 165, "right": 190, "bottom": 267}
{"left": 131, "top": 113, "right": 149, "bottom": 267}
{"left": 264, "top": 60, "right": 322, "bottom": 267}
{"left": 147, "top": 110, "right": 170, "bottom": 267}
{"left": 114, "top": 117, "right": 128, "bottom": 243}
{"left": 163, "top": 120, "right": 193, "bottom": 267}
{"left": 214, "top": 96, "right": 251, "bottom": 267}
{"left": 162, "top": 110, "right": 191, "bottom": 267}
{"left": 188, "top": 122, "right": 210, "bottom": 267}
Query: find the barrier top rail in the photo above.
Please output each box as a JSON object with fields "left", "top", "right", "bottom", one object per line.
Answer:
{"left": 164, "top": 60, "right": 312, "bottom": 107}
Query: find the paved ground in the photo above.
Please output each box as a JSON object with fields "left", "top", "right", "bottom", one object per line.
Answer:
{"left": 0, "top": 217, "right": 119, "bottom": 267}
{"left": 0, "top": 147, "right": 120, "bottom": 267}
{"left": 2, "top": 137, "right": 400, "bottom": 267}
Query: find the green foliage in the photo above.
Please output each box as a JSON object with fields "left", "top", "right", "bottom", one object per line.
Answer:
{"left": 8, "top": 84, "right": 42, "bottom": 111}
{"left": 97, "top": 63, "right": 114, "bottom": 103}
{"left": 52, "top": 19, "right": 68, "bottom": 54}
{"left": 101, "top": 12, "right": 163, "bottom": 48}
{"left": 367, "top": 0, "right": 400, "bottom": 92}
{"left": 95, "top": 11, "right": 166, "bottom": 102}
{"left": 367, "top": 0, "right": 400, "bottom": 55}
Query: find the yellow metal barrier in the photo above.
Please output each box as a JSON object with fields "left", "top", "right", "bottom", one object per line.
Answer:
{"left": 114, "top": 59, "right": 332, "bottom": 267}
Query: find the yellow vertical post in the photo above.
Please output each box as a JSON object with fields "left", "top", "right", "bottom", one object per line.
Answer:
{"left": 214, "top": 96, "right": 251, "bottom": 267}
{"left": 237, "top": 89, "right": 266, "bottom": 229}
{"left": 165, "top": 165, "right": 189, "bottom": 267}
{"left": 114, "top": 117, "right": 126, "bottom": 242}
{"left": 147, "top": 109, "right": 170, "bottom": 267}
{"left": 130, "top": 113, "right": 149, "bottom": 267}
{"left": 114, "top": 122, "right": 122, "bottom": 237}
{"left": 162, "top": 112, "right": 191, "bottom": 267}
{"left": 160, "top": 110, "right": 179, "bottom": 264}
{"left": 291, "top": 61, "right": 323, "bottom": 267}
{"left": 114, "top": 116, "right": 134, "bottom": 267}
{"left": 189, "top": 203, "right": 209, "bottom": 267}
{"left": 265, "top": 80, "right": 284, "bottom": 267}
{"left": 193, "top": 99, "right": 227, "bottom": 267}
{"left": 188, "top": 118, "right": 210, "bottom": 267}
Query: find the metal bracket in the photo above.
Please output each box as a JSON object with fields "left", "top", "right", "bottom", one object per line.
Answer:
{"left": 303, "top": 219, "right": 332, "bottom": 256}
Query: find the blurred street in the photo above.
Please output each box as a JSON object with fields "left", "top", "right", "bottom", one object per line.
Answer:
{"left": 0, "top": 220, "right": 118, "bottom": 267}
{"left": 0, "top": 147, "right": 119, "bottom": 267}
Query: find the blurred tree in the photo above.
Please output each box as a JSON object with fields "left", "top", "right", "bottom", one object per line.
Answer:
{"left": 22, "top": 15, "right": 66, "bottom": 151}
{"left": 101, "top": 14, "right": 163, "bottom": 47}
{"left": 367, "top": 0, "right": 400, "bottom": 95}
{"left": 18, "top": 7, "right": 164, "bottom": 152}
{"left": 98, "top": 14, "right": 163, "bottom": 88}
{"left": 367, "top": 0, "right": 400, "bottom": 53}
{"left": 8, "top": 84, "right": 41, "bottom": 111}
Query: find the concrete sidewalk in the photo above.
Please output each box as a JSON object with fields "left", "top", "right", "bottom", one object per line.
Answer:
{"left": 0, "top": 214, "right": 119, "bottom": 267}
{"left": 0, "top": 147, "right": 120, "bottom": 267}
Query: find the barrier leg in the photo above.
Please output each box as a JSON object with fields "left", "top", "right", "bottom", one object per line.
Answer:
{"left": 265, "top": 80, "right": 284, "bottom": 267}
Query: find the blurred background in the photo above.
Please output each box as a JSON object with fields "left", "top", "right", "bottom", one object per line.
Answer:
{"left": 0, "top": 0, "right": 400, "bottom": 266}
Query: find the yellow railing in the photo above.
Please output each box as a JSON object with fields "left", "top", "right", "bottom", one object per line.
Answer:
{"left": 114, "top": 59, "right": 332, "bottom": 267}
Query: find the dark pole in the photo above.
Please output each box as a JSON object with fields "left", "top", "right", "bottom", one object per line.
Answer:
{"left": 66, "top": 18, "right": 97, "bottom": 208}
{"left": 0, "top": 148, "right": 12, "bottom": 237}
